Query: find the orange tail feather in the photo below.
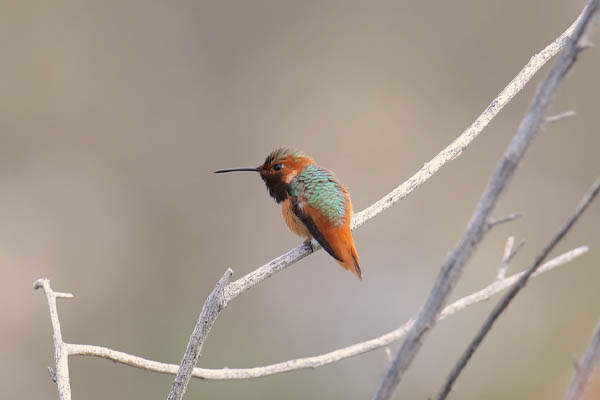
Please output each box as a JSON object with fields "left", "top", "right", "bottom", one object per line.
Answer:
{"left": 302, "top": 203, "right": 362, "bottom": 280}
{"left": 337, "top": 240, "right": 361, "bottom": 280}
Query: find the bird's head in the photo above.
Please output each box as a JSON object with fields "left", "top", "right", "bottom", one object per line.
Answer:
{"left": 214, "top": 148, "right": 315, "bottom": 203}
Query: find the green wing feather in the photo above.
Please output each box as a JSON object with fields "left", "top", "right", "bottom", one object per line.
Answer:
{"left": 289, "top": 165, "right": 348, "bottom": 227}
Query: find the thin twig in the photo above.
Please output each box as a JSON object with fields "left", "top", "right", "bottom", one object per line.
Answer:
{"left": 497, "top": 236, "right": 526, "bottom": 280}
{"left": 33, "top": 279, "right": 74, "bottom": 400}
{"left": 61, "top": 246, "right": 587, "bottom": 380}
{"left": 503, "top": 236, "right": 516, "bottom": 257}
{"left": 373, "top": 2, "right": 599, "bottom": 399}
{"left": 565, "top": 318, "right": 600, "bottom": 400}
{"left": 488, "top": 213, "right": 522, "bottom": 229}
{"left": 546, "top": 110, "right": 576, "bottom": 123}
{"left": 167, "top": 268, "right": 233, "bottom": 400}
{"left": 384, "top": 348, "right": 392, "bottom": 364}
{"left": 511, "top": 241, "right": 526, "bottom": 261}
{"left": 437, "top": 177, "right": 600, "bottom": 400}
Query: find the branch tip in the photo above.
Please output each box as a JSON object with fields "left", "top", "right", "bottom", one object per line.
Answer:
{"left": 33, "top": 278, "right": 48, "bottom": 290}
{"left": 546, "top": 110, "right": 576, "bottom": 123}
{"left": 488, "top": 212, "right": 522, "bottom": 228}
{"left": 497, "top": 237, "right": 519, "bottom": 280}
{"left": 507, "top": 240, "right": 526, "bottom": 264}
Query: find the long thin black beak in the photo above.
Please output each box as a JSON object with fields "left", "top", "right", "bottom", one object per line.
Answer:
{"left": 214, "top": 167, "right": 260, "bottom": 174}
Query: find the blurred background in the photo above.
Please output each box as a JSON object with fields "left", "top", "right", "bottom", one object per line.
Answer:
{"left": 2, "top": 0, "right": 599, "bottom": 399}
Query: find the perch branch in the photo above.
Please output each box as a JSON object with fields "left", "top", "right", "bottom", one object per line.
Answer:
{"left": 222, "top": 0, "right": 588, "bottom": 303}
{"left": 61, "top": 246, "right": 587, "bottom": 379}
{"left": 437, "top": 176, "right": 600, "bottom": 400}
{"left": 33, "top": 279, "right": 74, "bottom": 400}
{"left": 373, "top": 2, "right": 599, "bottom": 399}
{"left": 565, "top": 318, "right": 600, "bottom": 400}
{"left": 167, "top": 268, "right": 233, "bottom": 400}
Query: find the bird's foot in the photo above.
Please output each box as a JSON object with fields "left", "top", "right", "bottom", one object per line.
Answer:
{"left": 304, "top": 239, "right": 315, "bottom": 253}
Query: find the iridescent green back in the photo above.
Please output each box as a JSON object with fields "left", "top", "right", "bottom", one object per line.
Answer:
{"left": 289, "top": 165, "right": 348, "bottom": 226}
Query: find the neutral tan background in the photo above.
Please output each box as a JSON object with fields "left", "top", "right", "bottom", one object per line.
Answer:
{"left": 2, "top": 1, "right": 599, "bottom": 399}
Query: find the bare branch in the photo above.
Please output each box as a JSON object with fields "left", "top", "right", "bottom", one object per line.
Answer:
{"left": 487, "top": 213, "right": 522, "bottom": 229}
{"left": 62, "top": 246, "right": 587, "bottom": 380}
{"left": 384, "top": 348, "right": 392, "bottom": 364}
{"left": 437, "top": 246, "right": 588, "bottom": 318}
{"left": 167, "top": 268, "right": 233, "bottom": 400}
{"left": 503, "top": 236, "right": 516, "bottom": 260}
{"left": 546, "top": 110, "right": 576, "bottom": 123}
{"left": 33, "top": 279, "right": 73, "bottom": 400}
{"left": 374, "top": 2, "right": 599, "bottom": 399}
{"left": 496, "top": 236, "right": 525, "bottom": 280}
{"left": 437, "top": 177, "right": 600, "bottom": 400}
{"left": 565, "top": 318, "right": 600, "bottom": 400}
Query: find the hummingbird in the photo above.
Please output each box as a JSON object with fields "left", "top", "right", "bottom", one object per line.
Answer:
{"left": 215, "top": 148, "right": 362, "bottom": 280}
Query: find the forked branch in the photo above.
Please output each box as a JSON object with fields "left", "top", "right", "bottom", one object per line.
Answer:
{"left": 374, "top": 2, "right": 599, "bottom": 398}
{"left": 33, "top": 279, "right": 74, "bottom": 400}
{"left": 437, "top": 177, "right": 600, "bottom": 400}
{"left": 37, "top": 245, "right": 588, "bottom": 382}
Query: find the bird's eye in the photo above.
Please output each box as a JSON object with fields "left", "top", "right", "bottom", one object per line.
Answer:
{"left": 273, "top": 163, "right": 284, "bottom": 171}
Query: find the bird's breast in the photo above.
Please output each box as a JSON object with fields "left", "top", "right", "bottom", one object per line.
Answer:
{"left": 282, "top": 197, "right": 312, "bottom": 239}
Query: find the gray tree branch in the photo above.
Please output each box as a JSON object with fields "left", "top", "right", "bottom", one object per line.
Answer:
{"left": 565, "top": 318, "right": 600, "bottom": 400}
{"left": 33, "top": 279, "right": 74, "bottom": 400}
{"left": 437, "top": 177, "right": 600, "bottom": 400}
{"left": 35, "top": 246, "right": 586, "bottom": 381}
{"left": 373, "top": 1, "right": 599, "bottom": 399}
{"left": 167, "top": 268, "right": 233, "bottom": 400}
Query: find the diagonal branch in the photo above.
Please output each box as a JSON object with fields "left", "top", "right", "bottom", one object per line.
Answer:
{"left": 64, "top": 245, "right": 588, "bottom": 379}
{"left": 167, "top": 268, "right": 233, "bottom": 400}
{"left": 373, "top": 2, "right": 599, "bottom": 399}
{"left": 565, "top": 318, "right": 600, "bottom": 400}
{"left": 437, "top": 177, "right": 600, "bottom": 400}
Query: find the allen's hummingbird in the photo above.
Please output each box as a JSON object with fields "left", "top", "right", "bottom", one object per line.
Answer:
{"left": 215, "top": 148, "right": 362, "bottom": 280}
